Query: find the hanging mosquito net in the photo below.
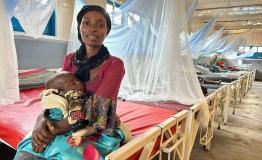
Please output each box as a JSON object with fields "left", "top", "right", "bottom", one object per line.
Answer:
{"left": 103, "top": 0, "right": 204, "bottom": 104}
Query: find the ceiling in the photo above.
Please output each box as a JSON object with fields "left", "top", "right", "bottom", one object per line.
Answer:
{"left": 186, "top": 0, "right": 262, "bottom": 35}
{"left": 115, "top": 0, "right": 262, "bottom": 36}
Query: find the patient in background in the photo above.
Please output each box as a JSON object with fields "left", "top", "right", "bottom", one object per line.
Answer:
{"left": 41, "top": 71, "right": 94, "bottom": 148}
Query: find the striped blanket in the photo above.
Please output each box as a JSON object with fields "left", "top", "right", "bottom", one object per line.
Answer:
{"left": 19, "top": 69, "right": 57, "bottom": 90}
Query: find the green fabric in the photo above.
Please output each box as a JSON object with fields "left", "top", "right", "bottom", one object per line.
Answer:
{"left": 19, "top": 70, "right": 56, "bottom": 90}
{"left": 91, "top": 132, "right": 122, "bottom": 156}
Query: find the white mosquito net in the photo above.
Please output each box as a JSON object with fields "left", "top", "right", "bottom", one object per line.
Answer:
{"left": 217, "top": 36, "right": 247, "bottom": 53}
{"left": 201, "top": 28, "right": 224, "bottom": 55}
{"left": 181, "top": 16, "right": 217, "bottom": 59}
{"left": 0, "top": 0, "right": 19, "bottom": 105}
{"left": 104, "top": 0, "right": 204, "bottom": 105}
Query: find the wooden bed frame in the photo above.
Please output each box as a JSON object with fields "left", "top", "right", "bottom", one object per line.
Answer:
{"left": 246, "top": 69, "right": 256, "bottom": 90}
{"left": 158, "top": 110, "right": 188, "bottom": 160}
{"left": 215, "top": 85, "right": 230, "bottom": 129}
{"left": 216, "top": 70, "right": 256, "bottom": 129}
{"left": 105, "top": 110, "right": 189, "bottom": 160}
{"left": 199, "top": 91, "right": 217, "bottom": 152}
{"left": 105, "top": 126, "right": 162, "bottom": 160}
{"left": 106, "top": 92, "right": 219, "bottom": 160}
{"left": 216, "top": 70, "right": 255, "bottom": 129}
{"left": 232, "top": 70, "right": 255, "bottom": 114}
{"left": 230, "top": 79, "right": 241, "bottom": 114}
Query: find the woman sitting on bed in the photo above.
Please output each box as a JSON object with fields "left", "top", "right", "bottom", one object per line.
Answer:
{"left": 14, "top": 5, "right": 125, "bottom": 160}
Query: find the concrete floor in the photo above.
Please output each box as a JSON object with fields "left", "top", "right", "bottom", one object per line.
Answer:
{"left": 191, "top": 81, "right": 262, "bottom": 160}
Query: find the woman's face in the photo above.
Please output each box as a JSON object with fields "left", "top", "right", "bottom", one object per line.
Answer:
{"left": 80, "top": 11, "right": 108, "bottom": 47}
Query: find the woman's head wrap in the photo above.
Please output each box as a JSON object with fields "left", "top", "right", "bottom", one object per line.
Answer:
{"left": 77, "top": 5, "right": 111, "bottom": 43}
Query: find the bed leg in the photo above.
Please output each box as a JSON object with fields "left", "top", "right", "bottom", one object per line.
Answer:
{"left": 232, "top": 101, "right": 236, "bottom": 114}
{"left": 203, "top": 141, "right": 210, "bottom": 151}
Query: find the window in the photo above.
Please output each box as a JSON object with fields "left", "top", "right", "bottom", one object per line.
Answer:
{"left": 239, "top": 46, "right": 244, "bottom": 52}
{"left": 106, "top": 0, "right": 140, "bottom": 27}
{"left": 106, "top": 0, "right": 123, "bottom": 25}
{"left": 11, "top": 11, "right": 56, "bottom": 36}
{"left": 106, "top": 0, "right": 122, "bottom": 12}
{"left": 239, "top": 46, "right": 256, "bottom": 52}
{"left": 258, "top": 47, "right": 262, "bottom": 52}
{"left": 11, "top": 16, "right": 24, "bottom": 32}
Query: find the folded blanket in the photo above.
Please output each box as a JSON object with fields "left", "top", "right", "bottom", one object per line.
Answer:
{"left": 19, "top": 69, "right": 57, "bottom": 90}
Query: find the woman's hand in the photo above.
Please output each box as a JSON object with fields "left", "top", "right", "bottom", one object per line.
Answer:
{"left": 31, "top": 114, "right": 71, "bottom": 152}
{"left": 31, "top": 114, "right": 53, "bottom": 153}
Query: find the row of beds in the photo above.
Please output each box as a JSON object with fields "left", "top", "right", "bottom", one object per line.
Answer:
{"left": 0, "top": 68, "right": 256, "bottom": 160}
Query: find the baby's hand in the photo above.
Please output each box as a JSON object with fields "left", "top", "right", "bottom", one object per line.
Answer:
{"left": 67, "top": 136, "right": 83, "bottom": 147}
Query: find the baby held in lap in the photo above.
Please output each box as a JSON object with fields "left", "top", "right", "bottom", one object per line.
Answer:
{"left": 41, "top": 71, "right": 94, "bottom": 148}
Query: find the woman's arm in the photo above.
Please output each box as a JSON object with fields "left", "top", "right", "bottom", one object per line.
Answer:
{"left": 31, "top": 112, "right": 53, "bottom": 152}
{"left": 94, "top": 58, "right": 125, "bottom": 132}
{"left": 95, "top": 58, "right": 125, "bottom": 100}
{"left": 32, "top": 113, "right": 72, "bottom": 152}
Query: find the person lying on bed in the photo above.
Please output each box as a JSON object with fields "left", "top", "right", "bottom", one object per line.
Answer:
{"left": 198, "top": 76, "right": 222, "bottom": 85}
{"left": 41, "top": 71, "right": 96, "bottom": 148}
{"left": 14, "top": 5, "right": 127, "bottom": 160}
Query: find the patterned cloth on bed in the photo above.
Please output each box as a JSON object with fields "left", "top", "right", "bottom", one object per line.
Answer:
{"left": 19, "top": 69, "right": 57, "bottom": 90}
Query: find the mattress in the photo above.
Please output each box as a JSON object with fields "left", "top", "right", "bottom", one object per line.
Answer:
{"left": 0, "top": 88, "right": 43, "bottom": 148}
{"left": 200, "top": 76, "right": 237, "bottom": 83}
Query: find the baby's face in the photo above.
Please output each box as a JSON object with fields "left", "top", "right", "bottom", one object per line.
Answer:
{"left": 63, "top": 74, "right": 85, "bottom": 91}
